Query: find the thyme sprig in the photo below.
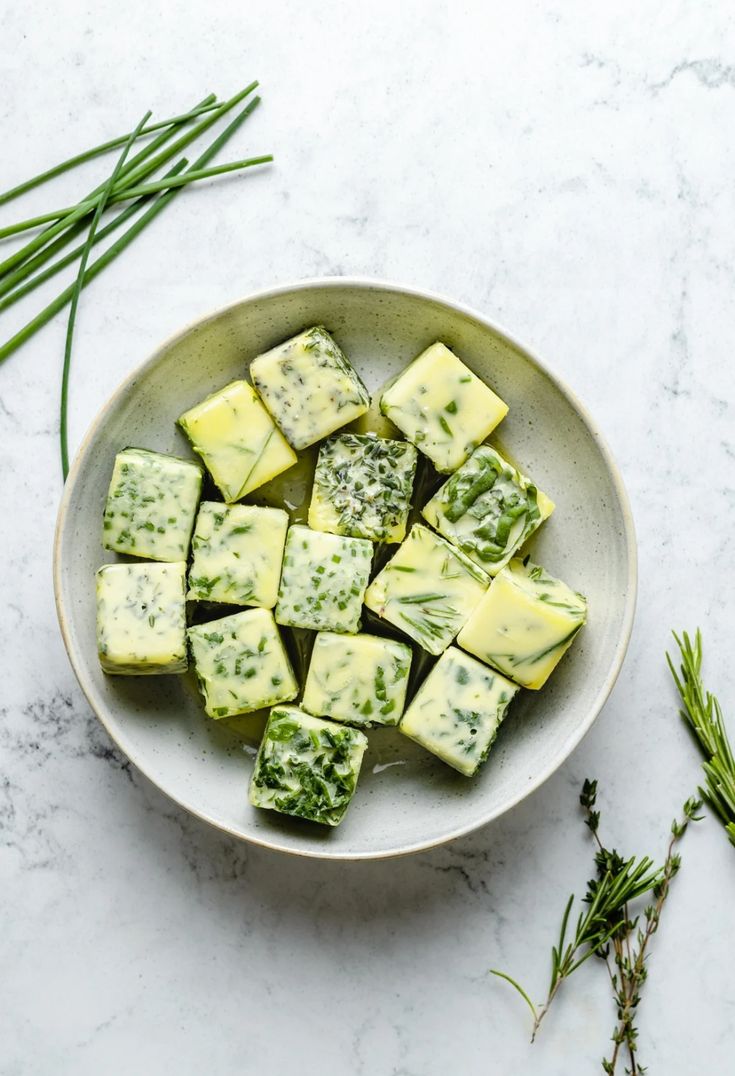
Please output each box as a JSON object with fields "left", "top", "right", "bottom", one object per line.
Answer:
{"left": 668, "top": 629, "right": 735, "bottom": 846}
{"left": 492, "top": 780, "right": 701, "bottom": 1073}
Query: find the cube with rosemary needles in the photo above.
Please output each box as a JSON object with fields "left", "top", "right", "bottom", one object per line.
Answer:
{"left": 458, "top": 558, "right": 587, "bottom": 689}
{"left": 275, "top": 524, "right": 373, "bottom": 634}
{"left": 302, "top": 631, "right": 413, "bottom": 727}
{"left": 96, "top": 561, "right": 188, "bottom": 675}
{"left": 187, "top": 608, "right": 298, "bottom": 719}
{"left": 178, "top": 380, "right": 296, "bottom": 502}
{"left": 379, "top": 341, "right": 508, "bottom": 473}
{"left": 250, "top": 326, "right": 370, "bottom": 450}
{"left": 364, "top": 523, "right": 489, "bottom": 656}
{"left": 422, "top": 444, "right": 555, "bottom": 575}
{"left": 102, "top": 447, "right": 202, "bottom": 562}
{"left": 400, "top": 646, "right": 519, "bottom": 775}
{"left": 308, "top": 432, "right": 417, "bottom": 543}
{"left": 249, "top": 705, "right": 368, "bottom": 826}
{"left": 187, "top": 502, "right": 289, "bottom": 607}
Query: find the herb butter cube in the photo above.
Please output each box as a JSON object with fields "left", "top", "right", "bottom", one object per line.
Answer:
{"left": 178, "top": 380, "right": 296, "bottom": 502}
{"left": 96, "top": 562, "right": 187, "bottom": 675}
{"left": 400, "top": 646, "right": 518, "bottom": 776}
{"left": 458, "top": 558, "right": 587, "bottom": 690}
{"left": 364, "top": 523, "right": 488, "bottom": 655}
{"left": 188, "top": 502, "right": 288, "bottom": 607}
{"left": 302, "top": 631, "right": 412, "bottom": 727}
{"left": 102, "top": 448, "right": 202, "bottom": 561}
{"left": 422, "top": 445, "right": 555, "bottom": 575}
{"left": 187, "top": 608, "right": 297, "bottom": 718}
{"left": 249, "top": 705, "right": 367, "bottom": 826}
{"left": 250, "top": 326, "right": 370, "bottom": 450}
{"left": 379, "top": 342, "right": 508, "bottom": 473}
{"left": 308, "top": 433, "right": 417, "bottom": 543}
{"left": 275, "top": 525, "right": 373, "bottom": 633}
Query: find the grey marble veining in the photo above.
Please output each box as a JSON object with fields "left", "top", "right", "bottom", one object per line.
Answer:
{"left": 2, "top": 2, "right": 735, "bottom": 1073}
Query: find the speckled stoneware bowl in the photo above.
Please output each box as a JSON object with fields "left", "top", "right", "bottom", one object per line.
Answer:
{"left": 54, "top": 278, "right": 636, "bottom": 859}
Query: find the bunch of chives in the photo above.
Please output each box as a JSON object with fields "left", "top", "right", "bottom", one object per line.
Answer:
{"left": 0, "top": 81, "right": 273, "bottom": 477}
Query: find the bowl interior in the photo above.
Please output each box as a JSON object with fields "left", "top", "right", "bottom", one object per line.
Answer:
{"left": 55, "top": 280, "right": 635, "bottom": 858}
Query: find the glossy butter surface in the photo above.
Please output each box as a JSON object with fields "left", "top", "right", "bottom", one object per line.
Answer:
{"left": 400, "top": 646, "right": 519, "bottom": 775}
{"left": 458, "top": 558, "right": 587, "bottom": 689}
{"left": 250, "top": 326, "right": 370, "bottom": 450}
{"left": 364, "top": 523, "right": 488, "bottom": 655}
{"left": 178, "top": 379, "right": 296, "bottom": 502}
{"left": 379, "top": 342, "right": 508, "bottom": 472}
{"left": 422, "top": 444, "right": 554, "bottom": 575}
{"left": 249, "top": 705, "right": 368, "bottom": 826}
{"left": 187, "top": 608, "right": 298, "bottom": 718}
{"left": 188, "top": 502, "right": 288, "bottom": 607}
{"left": 96, "top": 562, "right": 188, "bottom": 675}
{"left": 308, "top": 432, "right": 417, "bottom": 543}
{"left": 302, "top": 631, "right": 412, "bottom": 727}
{"left": 102, "top": 448, "right": 202, "bottom": 562}
{"left": 275, "top": 524, "right": 373, "bottom": 633}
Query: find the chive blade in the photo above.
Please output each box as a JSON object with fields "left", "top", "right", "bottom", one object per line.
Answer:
{"left": 0, "top": 96, "right": 219, "bottom": 206}
{"left": 60, "top": 110, "right": 153, "bottom": 478}
{"left": 0, "top": 91, "right": 267, "bottom": 367}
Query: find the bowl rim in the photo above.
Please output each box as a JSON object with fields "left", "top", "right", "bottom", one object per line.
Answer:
{"left": 53, "top": 275, "right": 638, "bottom": 860}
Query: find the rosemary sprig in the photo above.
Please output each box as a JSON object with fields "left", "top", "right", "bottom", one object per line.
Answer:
{"left": 0, "top": 98, "right": 221, "bottom": 205}
{"left": 59, "top": 111, "right": 151, "bottom": 478}
{"left": 492, "top": 779, "right": 701, "bottom": 1073}
{"left": 668, "top": 629, "right": 735, "bottom": 846}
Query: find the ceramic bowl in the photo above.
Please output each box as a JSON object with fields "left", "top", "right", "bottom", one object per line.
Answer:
{"left": 54, "top": 278, "right": 636, "bottom": 859}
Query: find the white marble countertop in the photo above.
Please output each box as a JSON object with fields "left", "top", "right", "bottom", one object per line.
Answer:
{"left": 2, "top": 2, "right": 734, "bottom": 1073}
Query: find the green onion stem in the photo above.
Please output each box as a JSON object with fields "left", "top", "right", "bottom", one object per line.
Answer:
{"left": 0, "top": 91, "right": 266, "bottom": 368}
{"left": 60, "top": 111, "right": 152, "bottom": 478}
{"left": 0, "top": 96, "right": 220, "bottom": 206}
{"left": 1, "top": 152, "right": 272, "bottom": 238}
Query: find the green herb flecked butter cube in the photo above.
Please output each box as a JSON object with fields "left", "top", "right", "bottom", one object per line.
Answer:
{"left": 308, "top": 432, "right": 417, "bottom": 543}
{"left": 96, "top": 561, "right": 187, "bottom": 675}
{"left": 187, "top": 608, "right": 298, "bottom": 719}
{"left": 400, "top": 646, "right": 519, "bottom": 776}
{"left": 102, "top": 447, "right": 202, "bottom": 562}
{"left": 422, "top": 444, "right": 555, "bottom": 575}
{"left": 249, "top": 705, "right": 368, "bottom": 826}
{"left": 302, "top": 631, "right": 412, "bottom": 727}
{"left": 379, "top": 342, "right": 508, "bottom": 473}
{"left": 458, "top": 558, "right": 587, "bottom": 690}
{"left": 275, "top": 524, "right": 373, "bottom": 634}
{"left": 188, "top": 502, "right": 288, "bottom": 607}
{"left": 178, "top": 379, "right": 296, "bottom": 502}
{"left": 250, "top": 326, "right": 370, "bottom": 450}
{"left": 364, "top": 523, "right": 488, "bottom": 655}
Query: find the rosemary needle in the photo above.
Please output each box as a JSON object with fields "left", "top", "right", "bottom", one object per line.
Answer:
{"left": 0, "top": 155, "right": 273, "bottom": 239}
{"left": 59, "top": 110, "right": 152, "bottom": 478}
{"left": 0, "top": 98, "right": 221, "bottom": 206}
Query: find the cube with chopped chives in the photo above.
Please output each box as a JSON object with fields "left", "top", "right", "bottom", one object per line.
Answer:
{"left": 187, "top": 607, "right": 298, "bottom": 719}
{"left": 96, "top": 561, "right": 188, "bottom": 675}
{"left": 187, "top": 502, "right": 288, "bottom": 608}
{"left": 102, "top": 447, "right": 202, "bottom": 562}
{"left": 275, "top": 524, "right": 373, "bottom": 634}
